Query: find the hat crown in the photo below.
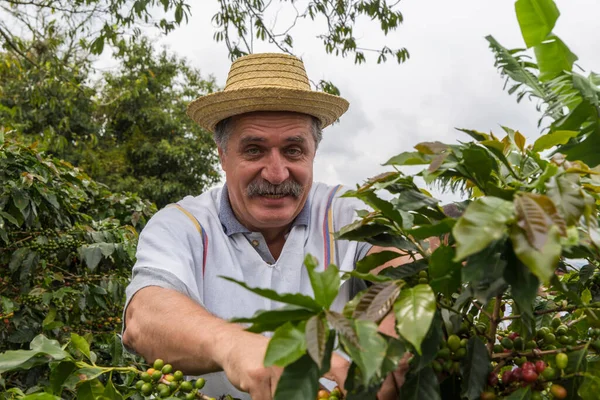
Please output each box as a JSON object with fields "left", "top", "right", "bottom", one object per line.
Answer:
{"left": 225, "top": 53, "right": 311, "bottom": 91}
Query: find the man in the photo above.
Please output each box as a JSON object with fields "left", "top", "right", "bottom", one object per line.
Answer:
{"left": 122, "top": 53, "right": 407, "bottom": 399}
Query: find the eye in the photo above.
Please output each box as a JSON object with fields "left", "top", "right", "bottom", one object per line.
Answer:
{"left": 244, "top": 146, "right": 262, "bottom": 156}
{"left": 285, "top": 147, "right": 302, "bottom": 157}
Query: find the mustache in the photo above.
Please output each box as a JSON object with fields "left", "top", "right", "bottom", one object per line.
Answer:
{"left": 247, "top": 179, "right": 304, "bottom": 198}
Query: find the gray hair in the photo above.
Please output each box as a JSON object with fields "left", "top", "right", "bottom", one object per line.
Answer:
{"left": 213, "top": 115, "right": 323, "bottom": 152}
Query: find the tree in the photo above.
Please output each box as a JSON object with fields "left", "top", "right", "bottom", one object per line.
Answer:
{"left": 89, "top": 36, "right": 220, "bottom": 207}
{"left": 485, "top": 0, "right": 600, "bottom": 168}
{"left": 0, "top": 131, "right": 156, "bottom": 396}
{"left": 1, "top": 31, "right": 220, "bottom": 208}
{"left": 0, "top": 0, "right": 192, "bottom": 62}
{"left": 1, "top": 0, "right": 408, "bottom": 94}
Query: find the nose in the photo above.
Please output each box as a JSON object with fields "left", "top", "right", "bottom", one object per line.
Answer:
{"left": 261, "top": 150, "right": 289, "bottom": 185}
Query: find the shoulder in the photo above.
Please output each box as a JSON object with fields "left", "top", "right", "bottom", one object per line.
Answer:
{"left": 308, "top": 182, "right": 366, "bottom": 219}
{"left": 141, "top": 186, "right": 224, "bottom": 238}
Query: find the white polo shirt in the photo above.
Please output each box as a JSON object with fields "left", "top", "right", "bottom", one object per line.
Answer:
{"left": 124, "top": 182, "right": 371, "bottom": 398}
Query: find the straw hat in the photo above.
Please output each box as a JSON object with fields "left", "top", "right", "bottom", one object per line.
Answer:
{"left": 186, "top": 53, "right": 349, "bottom": 132}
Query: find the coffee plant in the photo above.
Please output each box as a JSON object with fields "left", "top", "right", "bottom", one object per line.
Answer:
{"left": 1, "top": 0, "right": 599, "bottom": 399}
{"left": 0, "top": 131, "right": 156, "bottom": 398}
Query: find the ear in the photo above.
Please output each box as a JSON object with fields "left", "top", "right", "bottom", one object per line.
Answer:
{"left": 217, "top": 147, "right": 226, "bottom": 171}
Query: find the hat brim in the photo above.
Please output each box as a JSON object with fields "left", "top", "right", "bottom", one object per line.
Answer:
{"left": 186, "top": 87, "right": 349, "bottom": 132}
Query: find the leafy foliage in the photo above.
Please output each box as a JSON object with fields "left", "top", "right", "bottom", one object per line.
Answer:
{"left": 0, "top": 0, "right": 191, "bottom": 61}
{"left": 1, "top": 31, "right": 220, "bottom": 207}
{"left": 1, "top": 1, "right": 600, "bottom": 399}
{"left": 0, "top": 134, "right": 155, "bottom": 397}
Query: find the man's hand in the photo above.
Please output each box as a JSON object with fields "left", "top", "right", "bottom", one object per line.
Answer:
{"left": 217, "top": 330, "right": 282, "bottom": 400}
{"left": 377, "top": 352, "right": 412, "bottom": 399}
{"left": 322, "top": 353, "right": 351, "bottom": 390}
{"left": 323, "top": 352, "right": 412, "bottom": 400}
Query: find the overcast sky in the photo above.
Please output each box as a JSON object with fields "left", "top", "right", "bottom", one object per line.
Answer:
{"left": 155, "top": 0, "right": 599, "bottom": 201}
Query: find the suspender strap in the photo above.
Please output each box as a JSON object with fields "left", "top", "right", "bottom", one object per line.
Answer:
{"left": 323, "top": 185, "right": 342, "bottom": 270}
{"left": 167, "top": 204, "right": 208, "bottom": 277}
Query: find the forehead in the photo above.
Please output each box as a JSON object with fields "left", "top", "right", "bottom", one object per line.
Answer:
{"left": 230, "top": 112, "right": 314, "bottom": 140}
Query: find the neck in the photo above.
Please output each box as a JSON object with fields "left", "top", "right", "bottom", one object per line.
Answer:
{"left": 260, "top": 225, "right": 290, "bottom": 260}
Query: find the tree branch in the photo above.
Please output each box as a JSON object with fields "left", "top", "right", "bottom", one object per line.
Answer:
{"left": 0, "top": 26, "right": 39, "bottom": 66}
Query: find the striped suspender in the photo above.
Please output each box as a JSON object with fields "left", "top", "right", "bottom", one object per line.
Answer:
{"left": 322, "top": 185, "right": 342, "bottom": 270}
{"left": 167, "top": 204, "right": 208, "bottom": 277}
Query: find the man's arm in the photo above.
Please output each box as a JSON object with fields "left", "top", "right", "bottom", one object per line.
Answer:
{"left": 123, "top": 286, "right": 282, "bottom": 400}
{"left": 366, "top": 241, "right": 440, "bottom": 399}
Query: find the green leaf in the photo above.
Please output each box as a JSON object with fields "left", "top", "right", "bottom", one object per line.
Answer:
{"left": 79, "top": 245, "right": 103, "bottom": 271}
{"left": 510, "top": 224, "right": 561, "bottom": 283}
{"left": 305, "top": 316, "right": 327, "bottom": 369}
{"left": 103, "top": 375, "right": 123, "bottom": 400}
{"left": 336, "top": 221, "right": 388, "bottom": 241}
{"left": 381, "top": 338, "right": 408, "bottom": 376}
{"left": 392, "top": 190, "right": 439, "bottom": 212}
{"left": 355, "top": 190, "right": 405, "bottom": 225}
{"left": 547, "top": 174, "right": 586, "bottom": 225}
{"left": 462, "top": 145, "right": 496, "bottom": 184}
{"left": 515, "top": 0, "right": 560, "bottom": 47}
{"left": 579, "top": 360, "right": 600, "bottom": 400}
{"left": 20, "top": 394, "right": 62, "bottom": 400}
{"left": 63, "top": 367, "right": 104, "bottom": 390}
{"left": 462, "top": 243, "right": 508, "bottom": 304}
{"left": 9, "top": 247, "right": 29, "bottom": 272}
{"left": 452, "top": 197, "right": 514, "bottom": 261}
{"left": 264, "top": 322, "right": 306, "bottom": 367}
{"left": 304, "top": 255, "right": 340, "bottom": 309}
{"left": 381, "top": 260, "right": 428, "bottom": 280}
{"left": 356, "top": 250, "right": 401, "bottom": 273}
{"left": 428, "top": 246, "right": 461, "bottom": 298}
{"left": 353, "top": 281, "right": 402, "bottom": 323}
{"left": 415, "top": 141, "right": 449, "bottom": 154}
{"left": 70, "top": 333, "right": 91, "bottom": 361}
{"left": 460, "top": 337, "right": 490, "bottom": 400}
{"left": 456, "top": 128, "right": 489, "bottom": 141}
{"left": 0, "top": 335, "right": 69, "bottom": 374}
{"left": 563, "top": 347, "right": 588, "bottom": 398}
{"left": 504, "top": 387, "right": 532, "bottom": 400}
{"left": 398, "top": 367, "right": 441, "bottom": 400}
{"left": 563, "top": 130, "right": 600, "bottom": 167}
{"left": 532, "top": 130, "right": 579, "bottom": 151}
{"left": 0, "top": 210, "right": 19, "bottom": 226}
{"left": 220, "top": 277, "right": 322, "bottom": 312}
{"left": 582, "top": 288, "right": 592, "bottom": 305}
{"left": 413, "top": 312, "right": 444, "bottom": 372}
{"left": 534, "top": 35, "right": 578, "bottom": 81}
{"left": 90, "top": 37, "right": 105, "bottom": 55}
{"left": 503, "top": 255, "right": 539, "bottom": 318}
{"left": 340, "top": 319, "right": 387, "bottom": 387}
{"left": 42, "top": 307, "right": 57, "bottom": 328}
{"left": 384, "top": 152, "right": 431, "bottom": 166}
{"left": 50, "top": 361, "right": 77, "bottom": 395}
{"left": 11, "top": 188, "right": 29, "bottom": 210}
{"left": 407, "top": 218, "right": 455, "bottom": 240}
{"left": 1, "top": 296, "right": 15, "bottom": 314}
{"left": 394, "top": 284, "right": 436, "bottom": 354}
{"left": 231, "top": 306, "right": 316, "bottom": 333}
{"left": 274, "top": 354, "right": 319, "bottom": 400}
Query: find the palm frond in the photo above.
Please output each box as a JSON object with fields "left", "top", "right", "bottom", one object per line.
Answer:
{"left": 486, "top": 35, "right": 571, "bottom": 125}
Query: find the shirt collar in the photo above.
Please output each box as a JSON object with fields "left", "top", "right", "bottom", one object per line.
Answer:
{"left": 218, "top": 184, "right": 311, "bottom": 236}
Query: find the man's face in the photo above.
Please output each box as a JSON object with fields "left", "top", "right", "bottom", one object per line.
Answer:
{"left": 219, "top": 112, "right": 316, "bottom": 233}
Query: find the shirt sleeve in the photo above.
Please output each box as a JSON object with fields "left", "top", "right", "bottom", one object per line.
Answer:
{"left": 122, "top": 206, "right": 206, "bottom": 328}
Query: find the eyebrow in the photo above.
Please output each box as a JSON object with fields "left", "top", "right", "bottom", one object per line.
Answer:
{"left": 239, "top": 135, "right": 306, "bottom": 146}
